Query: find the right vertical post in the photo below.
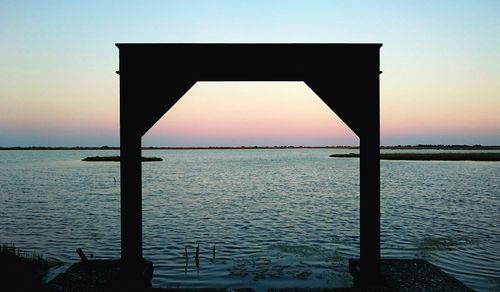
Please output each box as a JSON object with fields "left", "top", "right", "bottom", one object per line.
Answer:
{"left": 359, "top": 68, "right": 381, "bottom": 283}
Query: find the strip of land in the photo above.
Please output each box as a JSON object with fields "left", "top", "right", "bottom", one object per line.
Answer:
{"left": 45, "top": 258, "right": 474, "bottom": 291}
{"left": 1, "top": 145, "right": 500, "bottom": 151}
{"left": 82, "top": 156, "right": 162, "bottom": 162}
{"left": 330, "top": 153, "right": 500, "bottom": 161}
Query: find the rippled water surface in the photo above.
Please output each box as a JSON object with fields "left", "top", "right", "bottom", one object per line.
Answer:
{"left": 0, "top": 149, "right": 499, "bottom": 291}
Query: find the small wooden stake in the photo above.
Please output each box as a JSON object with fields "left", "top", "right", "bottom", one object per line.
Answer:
{"left": 195, "top": 243, "right": 200, "bottom": 269}
{"left": 76, "top": 248, "right": 88, "bottom": 262}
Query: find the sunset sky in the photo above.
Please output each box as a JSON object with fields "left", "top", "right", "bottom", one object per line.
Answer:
{"left": 1, "top": 1, "right": 499, "bottom": 146}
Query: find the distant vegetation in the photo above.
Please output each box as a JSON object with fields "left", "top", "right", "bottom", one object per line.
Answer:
{"left": 1, "top": 144, "right": 499, "bottom": 150}
{"left": 0, "top": 244, "right": 63, "bottom": 292}
{"left": 82, "top": 156, "right": 162, "bottom": 162}
{"left": 330, "top": 153, "right": 500, "bottom": 161}
{"left": 382, "top": 144, "right": 492, "bottom": 150}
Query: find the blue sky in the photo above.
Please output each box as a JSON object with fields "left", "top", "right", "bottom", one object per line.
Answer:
{"left": 1, "top": 1, "right": 499, "bottom": 146}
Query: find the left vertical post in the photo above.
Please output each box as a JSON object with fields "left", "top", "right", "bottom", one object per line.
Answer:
{"left": 118, "top": 46, "right": 143, "bottom": 285}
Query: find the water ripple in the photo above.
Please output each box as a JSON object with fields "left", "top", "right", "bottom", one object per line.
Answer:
{"left": 0, "top": 150, "right": 499, "bottom": 291}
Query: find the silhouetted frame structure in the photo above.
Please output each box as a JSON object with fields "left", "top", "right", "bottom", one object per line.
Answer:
{"left": 116, "top": 43, "right": 382, "bottom": 285}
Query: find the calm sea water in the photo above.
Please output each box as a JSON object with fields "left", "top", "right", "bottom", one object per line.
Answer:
{"left": 0, "top": 149, "right": 499, "bottom": 291}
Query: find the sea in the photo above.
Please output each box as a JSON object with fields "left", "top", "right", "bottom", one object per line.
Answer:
{"left": 0, "top": 149, "right": 499, "bottom": 291}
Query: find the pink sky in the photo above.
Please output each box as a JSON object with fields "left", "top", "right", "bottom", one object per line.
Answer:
{"left": 1, "top": 2, "right": 499, "bottom": 146}
{"left": 143, "top": 82, "right": 358, "bottom": 146}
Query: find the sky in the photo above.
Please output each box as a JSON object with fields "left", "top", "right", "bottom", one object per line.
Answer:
{"left": 1, "top": 1, "right": 499, "bottom": 146}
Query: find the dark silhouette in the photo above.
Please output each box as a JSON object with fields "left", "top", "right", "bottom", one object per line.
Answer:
{"left": 76, "top": 248, "right": 88, "bottom": 262}
{"left": 330, "top": 152, "right": 500, "bottom": 161}
{"left": 81, "top": 156, "right": 162, "bottom": 162}
{"left": 195, "top": 243, "right": 200, "bottom": 270}
{"left": 116, "top": 43, "right": 382, "bottom": 287}
{"left": 184, "top": 247, "right": 188, "bottom": 273}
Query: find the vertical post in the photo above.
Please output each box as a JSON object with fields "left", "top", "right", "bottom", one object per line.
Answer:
{"left": 306, "top": 70, "right": 381, "bottom": 283}
{"left": 120, "top": 70, "right": 143, "bottom": 282}
{"left": 359, "top": 72, "right": 381, "bottom": 283}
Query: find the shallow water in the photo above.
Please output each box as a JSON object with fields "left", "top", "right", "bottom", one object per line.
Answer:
{"left": 0, "top": 149, "right": 499, "bottom": 291}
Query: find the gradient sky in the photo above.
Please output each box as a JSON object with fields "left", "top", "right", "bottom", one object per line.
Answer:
{"left": 1, "top": 1, "right": 499, "bottom": 146}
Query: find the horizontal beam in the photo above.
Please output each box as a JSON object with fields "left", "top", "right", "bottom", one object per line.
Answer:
{"left": 117, "top": 44, "right": 381, "bottom": 82}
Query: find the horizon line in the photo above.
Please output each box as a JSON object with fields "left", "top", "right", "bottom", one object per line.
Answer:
{"left": 1, "top": 144, "right": 499, "bottom": 151}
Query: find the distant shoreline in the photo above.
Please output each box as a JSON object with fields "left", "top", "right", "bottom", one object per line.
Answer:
{"left": 330, "top": 152, "right": 500, "bottom": 161}
{"left": 1, "top": 145, "right": 500, "bottom": 151}
{"left": 82, "top": 156, "right": 162, "bottom": 162}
